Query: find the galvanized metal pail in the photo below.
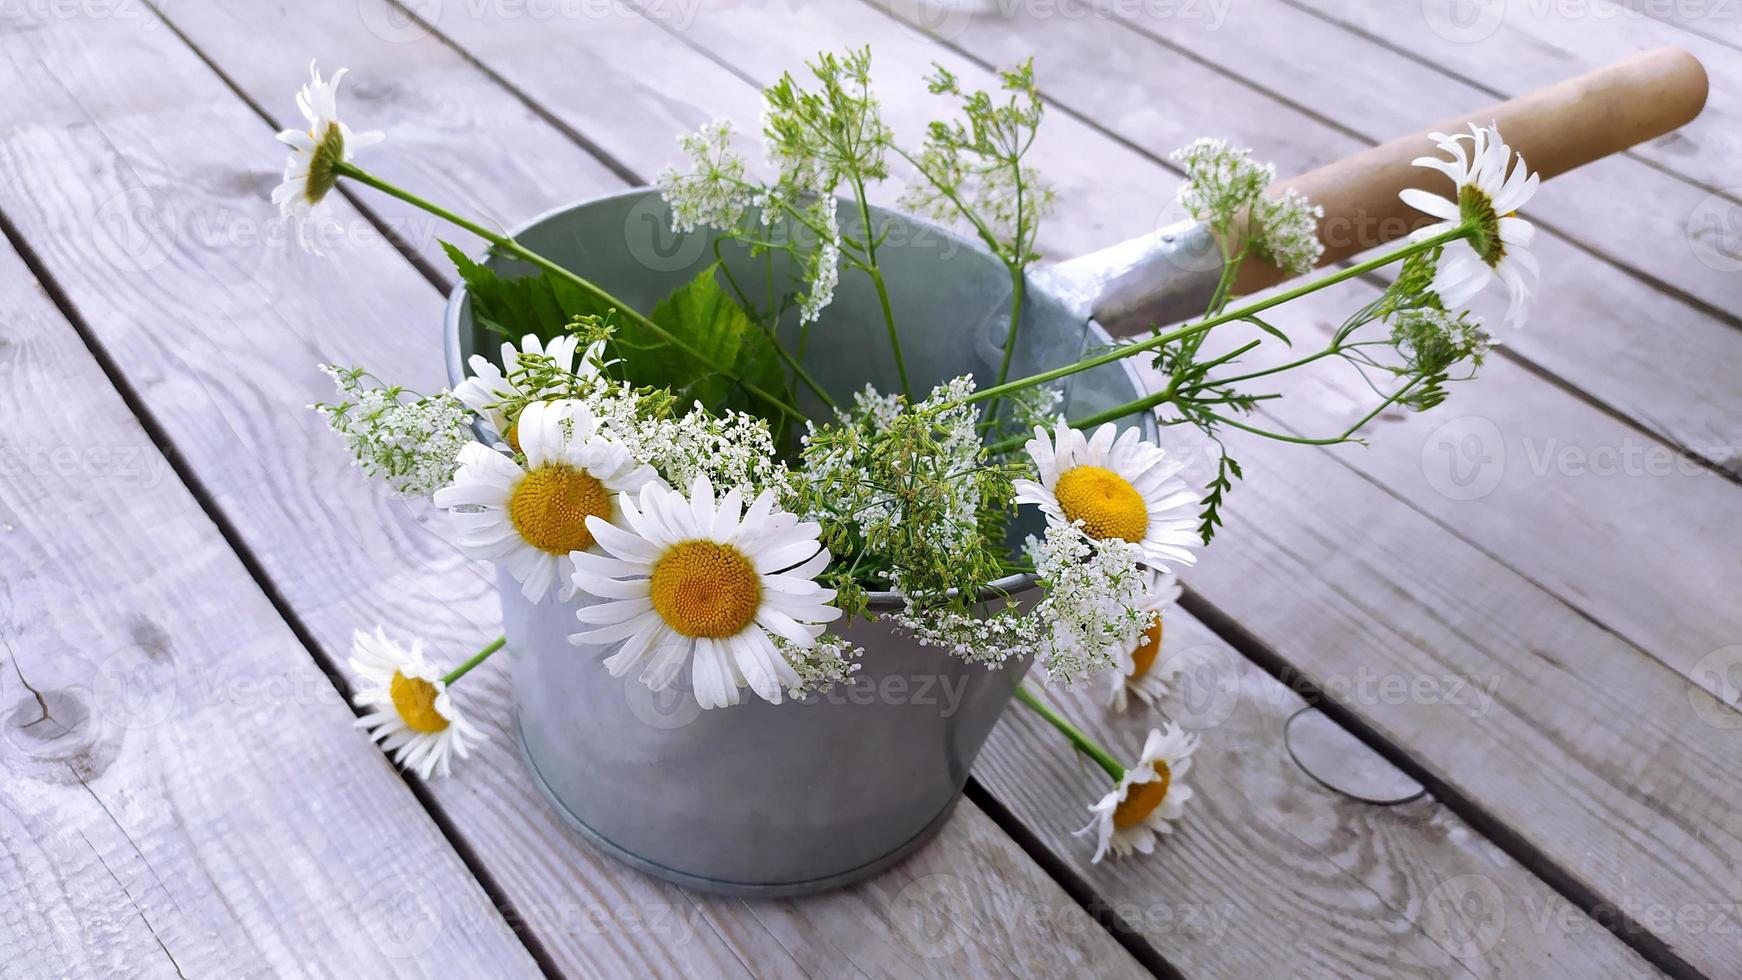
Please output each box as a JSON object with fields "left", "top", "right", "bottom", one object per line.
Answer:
{"left": 444, "top": 191, "right": 1163, "bottom": 895}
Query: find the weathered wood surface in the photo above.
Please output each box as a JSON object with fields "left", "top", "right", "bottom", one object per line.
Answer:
{"left": 865, "top": 0, "right": 1742, "bottom": 701}
{"left": 0, "top": 0, "right": 1734, "bottom": 976}
{"left": 613, "top": 0, "right": 1741, "bottom": 968}
{"left": 0, "top": 228, "right": 538, "bottom": 975}
{"left": 0, "top": 3, "right": 1148, "bottom": 977}
{"left": 320, "top": 1, "right": 1660, "bottom": 974}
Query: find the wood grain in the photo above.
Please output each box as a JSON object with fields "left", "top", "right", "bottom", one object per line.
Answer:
{"left": 389, "top": 0, "right": 1708, "bottom": 973}
{"left": 866, "top": 0, "right": 1742, "bottom": 737}
{"left": 0, "top": 2, "right": 1148, "bottom": 976}
{"left": 434, "top": 0, "right": 1742, "bottom": 972}
{"left": 0, "top": 223, "right": 538, "bottom": 976}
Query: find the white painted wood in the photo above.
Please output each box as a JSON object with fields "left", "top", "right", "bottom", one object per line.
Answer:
{"left": 865, "top": 0, "right": 1742, "bottom": 758}
{"left": 403, "top": 0, "right": 1733, "bottom": 972}
{"left": 976, "top": 611, "right": 1657, "bottom": 976}
{"left": 0, "top": 3, "right": 1148, "bottom": 976}
{"left": 0, "top": 233, "right": 537, "bottom": 977}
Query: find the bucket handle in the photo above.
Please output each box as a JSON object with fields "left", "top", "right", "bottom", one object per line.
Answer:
{"left": 1044, "top": 47, "right": 1708, "bottom": 338}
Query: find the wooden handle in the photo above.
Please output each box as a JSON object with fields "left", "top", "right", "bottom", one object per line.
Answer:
{"left": 1234, "top": 46, "right": 1707, "bottom": 294}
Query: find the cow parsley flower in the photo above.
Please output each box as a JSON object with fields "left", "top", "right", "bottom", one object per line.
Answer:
{"left": 1253, "top": 188, "right": 1324, "bottom": 276}
{"left": 1171, "top": 137, "right": 1274, "bottom": 228}
{"left": 312, "top": 365, "right": 472, "bottom": 497}
{"left": 798, "top": 196, "right": 842, "bottom": 325}
{"left": 1029, "top": 523, "right": 1153, "bottom": 682}
{"left": 658, "top": 119, "right": 753, "bottom": 234}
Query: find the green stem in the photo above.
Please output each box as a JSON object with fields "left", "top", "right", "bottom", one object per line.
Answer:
{"left": 442, "top": 635, "right": 505, "bottom": 686}
{"left": 963, "top": 225, "right": 1470, "bottom": 407}
{"left": 986, "top": 382, "right": 1178, "bottom": 456}
{"left": 1013, "top": 685, "right": 1124, "bottom": 782}
{"left": 1205, "top": 376, "right": 1421, "bottom": 446}
{"left": 336, "top": 163, "right": 804, "bottom": 421}
{"left": 852, "top": 173, "right": 913, "bottom": 404}
{"left": 983, "top": 268, "right": 1026, "bottom": 428}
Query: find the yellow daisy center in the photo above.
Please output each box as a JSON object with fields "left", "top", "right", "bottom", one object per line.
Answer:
{"left": 1113, "top": 761, "right": 1172, "bottom": 830}
{"left": 509, "top": 464, "right": 611, "bottom": 555}
{"left": 503, "top": 422, "right": 521, "bottom": 455}
{"left": 650, "top": 540, "right": 762, "bottom": 638}
{"left": 1130, "top": 614, "right": 1164, "bottom": 680}
{"left": 389, "top": 671, "right": 449, "bottom": 734}
{"left": 1054, "top": 465, "right": 1149, "bottom": 543}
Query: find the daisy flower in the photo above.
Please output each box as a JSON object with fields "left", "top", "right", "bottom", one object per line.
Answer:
{"left": 1105, "top": 571, "right": 1185, "bottom": 712}
{"left": 431, "top": 400, "right": 659, "bottom": 604}
{"left": 452, "top": 334, "right": 599, "bottom": 448}
{"left": 349, "top": 627, "right": 485, "bottom": 779}
{"left": 568, "top": 473, "right": 842, "bottom": 710}
{"left": 1076, "top": 723, "right": 1199, "bottom": 863}
{"left": 1400, "top": 123, "right": 1540, "bottom": 327}
{"left": 271, "top": 61, "right": 383, "bottom": 254}
{"left": 1015, "top": 421, "right": 1200, "bottom": 568}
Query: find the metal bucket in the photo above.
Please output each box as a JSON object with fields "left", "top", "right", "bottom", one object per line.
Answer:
{"left": 444, "top": 191, "right": 1165, "bottom": 895}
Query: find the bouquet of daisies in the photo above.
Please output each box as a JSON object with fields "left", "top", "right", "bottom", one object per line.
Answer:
{"left": 281, "top": 50, "right": 1530, "bottom": 863}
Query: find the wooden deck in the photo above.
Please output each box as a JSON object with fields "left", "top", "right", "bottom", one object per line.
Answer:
{"left": 1, "top": 1, "right": 1736, "bottom": 976}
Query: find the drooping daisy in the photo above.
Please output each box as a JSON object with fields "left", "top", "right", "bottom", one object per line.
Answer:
{"left": 1400, "top": 123, "right": 1540, "bottom": 327}
{"left": 452, "top": 334, "right": 598, "bottom": 448}
{"left": 432, "top": 400, "right": 659, "bottom": 603}
{"left": 271, "top": 61, "right": 383, "bottom": 254}
{"left": 1075, "top": 723, "right": 1199, "bottom": 863}
{"left": 568, "top": 473, "right": 841, "bottom": 710}
{"left": 349, "top": 627, "right": 485, "bottom": 779}
{"left": 1015, "top": 421, "right": 1199, "bottom": 568}
{"left": 1106, "top": 571, "right": 1185, "bottom": 712}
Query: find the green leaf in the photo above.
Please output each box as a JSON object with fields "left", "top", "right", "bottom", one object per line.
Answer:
{"left": 445, "top": 242, "right": 789, "bottom": 422}
{"left": 442, "top": 240, "right": 611, "bottom": 342}
{"left": 632, "top": 264, "right": 788, "bottom": 416}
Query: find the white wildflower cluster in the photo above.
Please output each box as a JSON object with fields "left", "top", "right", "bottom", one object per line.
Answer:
{"left": 657, "top": 119, "right": 752, "bottom": 234}
{"left": 573, "top": 378, "right": 789, "bottom": 498}
{"left": 1173, "top": 138, "right": 1324, "bottom": 276}
{"left": 800, "top": 376, "right": 988, "bottom": 559}
{"left": 887, "top": 600, "right": 1037, "bottom": 668}
{"left": 798, "top": 196, "right": 842, "bottom": 325}
{"left": 1390, "top": 306, "right": 1491, "bottom": 374}
{"left": 312, "top": 365, "right": 472, "bottom": 496}
{"left": 781, "top": 633, "right": 864, "bottom": 699}
{"left": 1172, "top": 137, "right": 1275, "bottom": 226}
{"left": 1027, "top": 524, "right": 1151, "bottom": 682}
{"left": 1253, "top": 188, "right": 1325, "bottom": 276}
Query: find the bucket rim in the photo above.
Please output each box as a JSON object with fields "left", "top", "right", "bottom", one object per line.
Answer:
{"left": 442, "top": 189, "right": 1161, "bottom": 611}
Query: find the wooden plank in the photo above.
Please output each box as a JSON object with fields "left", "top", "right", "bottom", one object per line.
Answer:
{"left": 1011, "top": 0, "right": 1742, "bottom": 468}
{"left": 404, "top": 0, "right": 1712, "bottom": 973}
{"left": 1614, "top": 0, "right": 1742, "bottom": 48}
{"left": 1291, "top": 0, "right": 1742, "bottom": 195}
{"left": 0, "top": 228, "right": 536, "bottom": 975}
{"left": 0, "top": 3, "right": 1150, "bottom": 975}
{"left": 977, "top": 611, "right": 1658, "bottom": 977}
{"left": 425, "top": 0, "right": 1740, "bottom": 973}
{"left": 867, "top": 0, "right": 1742, "bottom": 757}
